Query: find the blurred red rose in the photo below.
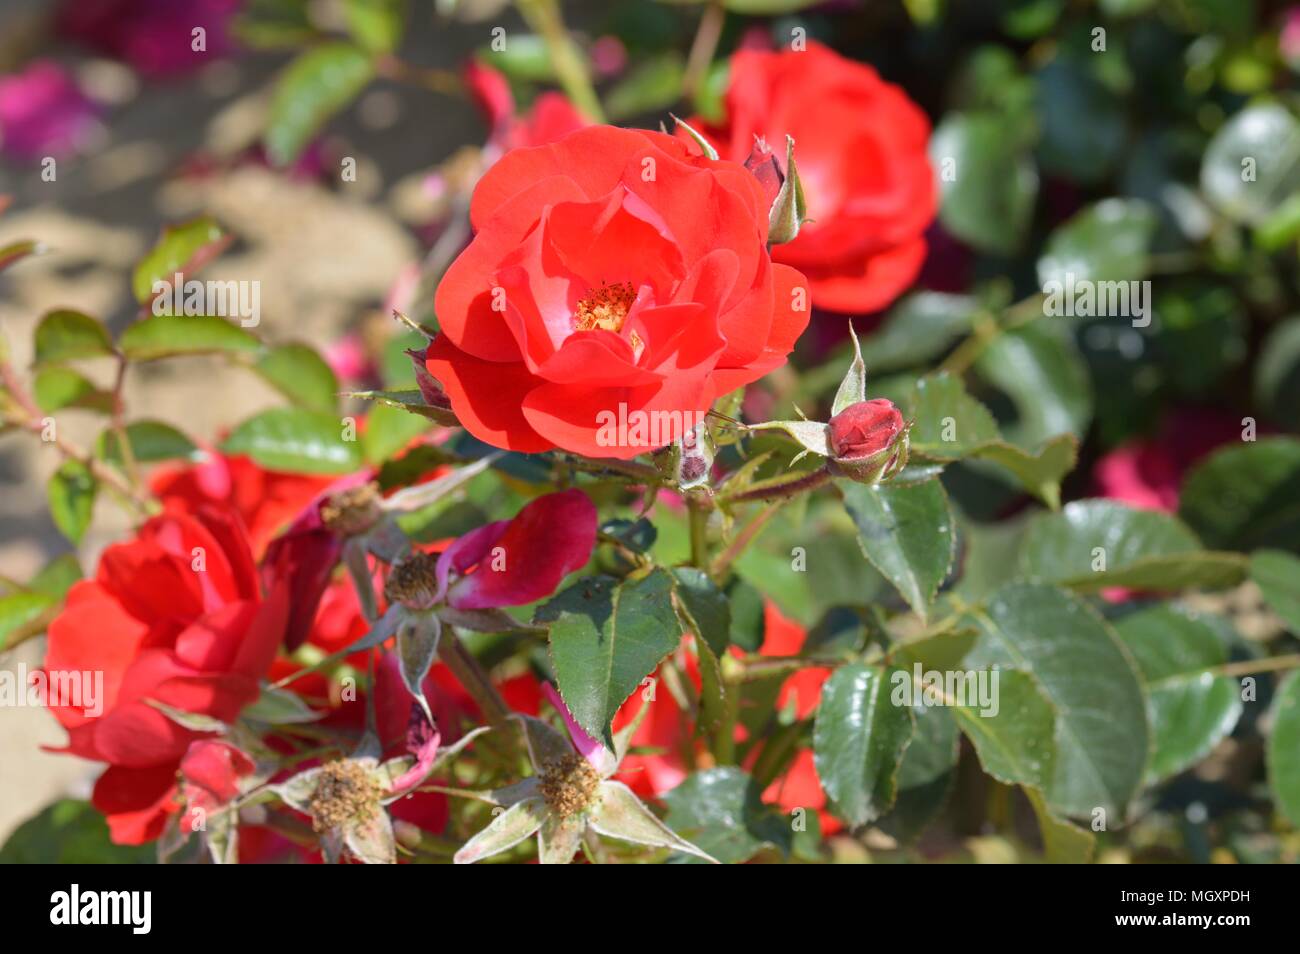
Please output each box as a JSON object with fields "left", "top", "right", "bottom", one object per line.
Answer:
{"left": 151, "top": 452, "right": 335, "bottom": 558}
{"left": 427, "top": 125, "right": 810, "bottom": 457}
{"left": 464, "top": 60, "right": 588, "bottom": 158}
{"left": 692, "top": 41, "right": 936, "bottom": 314}
{"left": 44, "top": 506, "right": 287, "bottom": 844}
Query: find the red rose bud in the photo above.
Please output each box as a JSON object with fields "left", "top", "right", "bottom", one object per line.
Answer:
{"left": 743, "top": 136, "right": 784, "bottom": 207}
{"left": 827, "top": 398, "right": 909, "bottom": 483}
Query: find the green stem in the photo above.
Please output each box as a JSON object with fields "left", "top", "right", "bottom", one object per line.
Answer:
{"left": 687, "top": 494, "right": 710, "bottom": 569}
{"left": 720, "top": 466, "right": 832, "bottom": 506}
{"left": 437, "top": 628, "right": 511, "bottom": 729}
{"left": 516, "top": 0, "right": 605, "bottom": 122}
{"left": 682, "top": 0, "right": 726, "bottom": 99}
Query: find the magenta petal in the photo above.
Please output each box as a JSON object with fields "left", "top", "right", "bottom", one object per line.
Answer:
{"left": 391, "top": 703, "right": 442, "bottom": 794}
{"left": 542, "top": 682, "right": 616, "bottom": 775}
{"left": 445, "top": 490, "right": 597, "bottom": 610}
{"left": 260, "top": 527, "right": 341, "bottom": 651}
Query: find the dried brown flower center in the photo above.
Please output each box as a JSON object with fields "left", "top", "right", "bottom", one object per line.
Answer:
{"left": 575, "top": 282, "right": 636, "bottom": 334}
{"left": 320, "top": 482, "right": 382, "bottom": 536}
{"left": 308, "top": 760, "right": 383, "bottom": 832}
{"left": 537, "top": 752, "right": 600, "bottom": 818}
{"left": 384, "top": 552, "right": 441, "bottom": 608}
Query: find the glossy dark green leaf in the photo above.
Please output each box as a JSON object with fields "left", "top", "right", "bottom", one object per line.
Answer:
{"left": 536, "top": 570, "right": 682, "bottom": 747}
{"left": 813, "top": 664, "right": 915, "bottom": 827}
{"left": 1179, "top": 438, "right": 1300, "bottom": 553}
{"left": 975, "top": 320, "right": 1093, "bottom": 447}
{"left": 222, "top": 407, "right": 363, "bottom": 474}
{"left": 1035, "top": 58, "right": 1125, "bottom": 184}
{"left": 1115, "top": 604, "right": 1241, "bottom": 782}
{"left": 1037, "top": 198, "right": 1158, "bottom": 287}
{"left": 265, "top": 43, "right": 374, "bottom": 166}
{"left": 662, "top": 767, "right": 791, "bottom": 864}
{"left": 1254, "top": 317, "right": 1300, "bottom": 421}
{"left": 343, "top": 388, "right": 458, "bottom": 425}
{"left": 669, "top": 567, "right": 730, "bottom": 656}
{"left": 953, "top": 669, "right": 1056, "bottom": 790}
{"left": 929, "top": 112, "right": 1038, "bottom": 255}
{"left": 966, "top": 583, "right": 1149, "bottom": 816}
{"left": 1019, "top": 499, "right": 1247, "bottom": 591}
{"left": 839, "top": 478, "right": 955, "bottom": 618}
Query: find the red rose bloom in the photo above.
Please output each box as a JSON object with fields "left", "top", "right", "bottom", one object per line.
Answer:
{"left": 44, "top": 506, "right": 287, "bottom": 844}
{"left": 427, "top": 125, "right": 810, "bottom": 458}
{"left": 694, "top": 41, "right": 936, "bottom": 314}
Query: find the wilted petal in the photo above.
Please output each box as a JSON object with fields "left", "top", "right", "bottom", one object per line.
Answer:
{"left": 387, "top": 704, "right": 441, "bottom": 795}
{"left": 537, "top": 813, "right": 586, "bottom": 865}
{"left": 344, "top": 807, "right": 396, "bottom": 864}
{"left": 443, "top": 490, "right": 597, "bottom": 610}
{"left": 543, "top": 682, "right": 617, "bottom": 776}
{"left": 590, "top": 780, "right": 718, "bottom": 863}
{"left": 513, "top": 714, "right": 575, "bottom": 770}
{"left": 454, "top": 798, "right": 547, "bottom": 864}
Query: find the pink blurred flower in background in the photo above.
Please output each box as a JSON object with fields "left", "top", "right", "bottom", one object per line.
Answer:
{"left": 1092, "top": 408, "right": 1246, "bottom": 512}
{"left": 57, "top": 0, "right": 242, "bottom": 77}
{"left": 0, "top": 61, "right": 100, "bottom": 162}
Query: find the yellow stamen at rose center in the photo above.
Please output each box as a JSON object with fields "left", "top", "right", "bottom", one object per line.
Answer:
{"left": 574, "top": 281, "right": 637, "bottom": 333}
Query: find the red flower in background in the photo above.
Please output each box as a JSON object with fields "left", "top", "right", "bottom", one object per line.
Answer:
{"left": 427, "top": 125, "right": 810, "bottom": 457}
{"left": 151, "top": 452, "right": 334, "bottom": 558}
{"left": 464, "top": 60, "right": 589, "bottom": 158}
{"left": 44, "top": 506, "right": 287, "bottom": 844}
{"left": 693, "top": 41, "right": 936, "bottom": 314}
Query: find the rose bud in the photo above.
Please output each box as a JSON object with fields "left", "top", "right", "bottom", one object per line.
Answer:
{"left": 743, "top": 136, "right": 784, "bottom": 207}
{"left": 827, "top": 398, "right": 910, "bottom": 483}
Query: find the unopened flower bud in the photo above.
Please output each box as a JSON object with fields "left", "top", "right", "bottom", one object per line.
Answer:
{"left": 827, "top": 398, "right": 909, "bottom": 483}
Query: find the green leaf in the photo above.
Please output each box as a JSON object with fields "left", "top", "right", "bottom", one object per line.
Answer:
{"left": 831, "top": 327, "right": 866, "bottom": 416}
{"left": 343, "top": 0, "right": 406, "bottom": 54}
{"left": 536, "top": 570, "right": 683, "bottom": 747}
{"left": 361, "top": 401, "right": 432, "bottom": 466}
{"left": 953, "top": 669, "right": 1056, "bottom": 790}
{"left": 1035, "top": 58, "right": 1125, "bottom": 184}
{"left": 265, "top": 43, "right": 374, "bottom": 167}
{"left": 1037, "top": 198, "right": 1158, "bottom": 287}
{"left": 1200, "top": 103, "right": 1300, "bottom": 225}
{"left": 668, "top": 567, "right": 730, "bottom": 656}
{"left": 222, "top": 408, "right": 363, "bottom": 474}
{"left": 1115, "top": 604, "right": 1241, "bottom": 782}
{"left": 838, "top": 478, "right": 956, "bottom": 618}
{"left": 119, "top": 314, "right": 260, "bottom": 362}
{"left": 1250, "top": 550, "right": 1300, "bottom": 632}
{"left": 859, "top": 293, "right": 977, "bottom": 373}
{"left": 605, "top": 53, "right": 685, "bottom": 121}
{"left": 662, "top": 767, "right": 791, "bottom": 864}
{"left": 1019, "top": 499, "right": 1247, "bottom": 591}
{"left": 1025, "top": 786, "right": 1095, "bottom": 863}
{"left": 33, "top": 310, "right": 113, "bottom": 365}
{"left": 0, "top": 800, "right": 154, "bottom": 863}
{"left": 966, "top": 583, "right": 1149, "bottom": 817}
{"left": 252, "top": 342, "right": 339, "bottom": 413}
{"left": 1179, "top": 438, "right": 1300, "bottom": 553}
{"left": 1268, "top": 670, "right": 1300, "bottom": 828}
{"left": 813, "top": 665, "right": 915, "bottom": 827}
{"left": 1254, "top": 316, "right": 1300, "bottom": 421}
{"left": 132, "top": 217, "right": 228, "bottom": 304}
{"left": 0, "top": 591, "right": 57, "bottom": 651}
{"left": 99, "top": 420, "right": 202, "bottom": 464}
{"left": 33, "top": 367, "right": 114, "bottom": 414}
{"left": 929, "top": 112, "right": 1038, "bottom": 255}
{"left": 29, "top": 554, "right": 82, "bottom": 599}
{"left": 974, "top": 319, "right": 1092, "bottom": 447}
{"left": 48, "top": 460, "right": 97, "bottom": 544}
{"left": 896, "top": 699, "right": 958, "bottom": 790}
{"left": 767, "top": 135, "right": 808, "bottom": 245}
